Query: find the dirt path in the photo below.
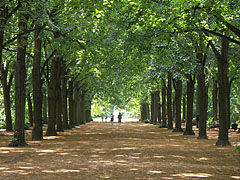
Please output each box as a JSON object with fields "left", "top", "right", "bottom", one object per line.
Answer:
{"left": 0, "top": 122, "right": 239, "bottom": 180}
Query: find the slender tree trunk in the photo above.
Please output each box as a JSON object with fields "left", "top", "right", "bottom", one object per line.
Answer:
{"left": 216, "top": 37, "right": 231, "bottom": 146}
{"left": 182, "top": 92, "right": 186, "bottom": 122}
{"left": 167, "top": 74, "right": 173, "bottom": 129}
{"left": 62, "top": 63, "right": 69, "bottom": 129}
{"left": 46, "top": 60, "right": 58, "bottom": 136}
{"left": 1, "top": 72, "right": 13, "bottom": 131}
{"left": 73, "top": 83, "right": 79, "bottom": 126}
{"left": 141, "top": 97, "right": 148, "bottom": 121}
{"left": 184, "top": 75, "right": 195, "bottom": 135}
{"left": 173, "top": 80, "right": 183, "bottom": 132}
{"left": 173, "top": 95, "right": 176, "bottom": 122}
{"left": 0, "top": 7, "right": 14, "bottom": 131}
{"left": 150, "top": 92, "right": 154, "bottom": 124}
{"left": 56, "top": 60, "right": 63, "bottom": 132}
{"left": 32, "top": 26, "right": 43, "bottom": 140}
{"left": 68, "top": 80, "right": 74, "bottom": 128}
{"left": 42, "top": 91, "right": 48, "bottom": 124}
{"left": 197, "top": 53, "right": 208, "bottom": 139}
{"left": 11, "top": 11, "right": 29, "bottom": 146}
{"left": 79, "top": 89, "right": 86, "bottom": 124}
{"left": 162, "top": 83, "right": 167, "bottom": 127}
{"left": 27, "top": 93, "right": 33, "bottom": 127}
{"left": 156, "top": 91, "right": 161, "bottom": 124}
{"left": 212, "top": 78, "right": 218, "bottom": 121}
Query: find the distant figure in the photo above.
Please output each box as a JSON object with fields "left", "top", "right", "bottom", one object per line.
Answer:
{"left": 209, "top": 118, "right": 218, "bottom": 129}
{"left": 118, "top": 112, "right": 122, "bottom": 124}
{"left": 105, "top": 114, "right": 108, "bottom": 122}
{"left": 102, "top": 113, "right": 104, "bottom": 122}
{"left": 111, "top": 113, "right": 114, "bottom": 124}
{"left": 196, "top": 115, "right": 199, "bottom": 128}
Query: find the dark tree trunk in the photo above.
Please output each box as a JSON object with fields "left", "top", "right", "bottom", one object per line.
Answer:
{"left": 56, "top": 60, "right": 63, "bottom": 132}
{"left": 141, "top": 97, "right": 148, "bottom": 121}
{"left": 173, "top": 96, "right": 176, "bottom": 122}
{"left": 162, "top": 82, "right": 167, "bottom": 127}
{"left": 184, "top": 75, "right": 195, "bottom": 135}
{"left": 11, "top": 11, "right": 29, "bottom": 146}
{"left": 167, "top": 74, "right": 173, "bottom": 130}
{"left": 150, "top": 92, "right": 154, "bottom": 124}
{"left": 212, "top": 78, "right": 218, "bottom": 121}
{"left": 156, "top": 91, "right": 161, "bottom": 124}
{"left": 62, "top": 63, "right": 69, "bottom": 130}
{"left": 27, "top": 93, "right": 33, "bottom": 127}
{"left": 197, "top": 52, "right": 208, "bottom": 139}
{"left": 46, "top": 60, "right": 58, "bottom": 136}
{"left": 68, "top": 80, "right": 74, "bottom": 128}
{"left": 182, "top": 92, "right": 186, "bottom": 122}
{"left": 1, "top": 72, "right": 13, "bottom": 131}
{"left": 0, "top": 5, "right": 13, "bottom": 132}
{"left": 216, "top": 37, "right": 231, "bottom": 146}
{"left": 153, "top": 91, "right": 158, "bottom": 125}
{"left": 173, "top": 80, "right": 183, "bottom": 132}
{"left": 32, "top": 26, "right": 43, "bottom": 140}
{"left": 79, "top": 89, "right": 86, "bottom": 124}
{"left": 73, "top": 82, "right": 79, "bottom": 126}
{"left": 42, "top": 91, "right": 48, "bottom": 124}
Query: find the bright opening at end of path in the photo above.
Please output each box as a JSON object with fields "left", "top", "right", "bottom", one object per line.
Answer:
{"left": 93, "top": 111, "right": 140, "bottom": 123}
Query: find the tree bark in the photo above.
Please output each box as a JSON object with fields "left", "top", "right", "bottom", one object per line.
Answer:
{"left": 27, "top": 93, "right": 33, "bottom": 127}
{"left": 197, "top": 52, "right": 208, "bottom": 139}
{"left": 156, "top": 91, "right": 161, "bottom": 124}
{"left": 212, "top": 78, "right": 218, "bottom": 121}
{"left": 11, "top": 11, "right": 29, "bottom": 146}
{"left": 184, "top": 75, "right": 195, "bottom": 135}
{"left": 62, "top": 62, "right": 69, "bottom": 129}
{"left": 46, "top": 59, "right": 58, "bottom": 136}
{"left": 79, "top": 88, "right": 86, "bottom": 124}
{"left": 32, "top": 26, "right": 43, "bottom": 140}
{"left": 182, "top": 92, "right": 186, "bottom": 122}
{"left": 42, "top": 91, "right": 48, "bottom": 124}
{"left": 167, "top": 74, "right": 173, "bottom": 130}
{"left": 216, "top": 37, "right": 231, "bottom": 146}
{"left": 173, "top": 80, "right": 183, "bottom": 132}
{"left": 68, "top": 80, "right": 74, "bottom": 128}
{"left": 56, "top": 60, "right": 63, "bottom": 132}
{"left": 1, "top": 71, "right": 13, "bottom": 131}
{"left": 161, "top": 81, "right": 167, "bottom": 127}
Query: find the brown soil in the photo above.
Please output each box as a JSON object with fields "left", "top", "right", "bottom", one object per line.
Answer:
{"left": 0, "top": 122, "right": 239, "bottom": 180}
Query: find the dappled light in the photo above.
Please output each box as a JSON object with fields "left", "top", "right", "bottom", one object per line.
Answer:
{"left": 0, "top": 122, "right": 239, "bottom": 179}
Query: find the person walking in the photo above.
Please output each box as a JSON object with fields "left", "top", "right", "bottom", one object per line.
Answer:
{"left": 118, "top": 112, "right": 122, "bottom": 124}
{"left": 110, "top": 113, "right": 114, "bottom": 125}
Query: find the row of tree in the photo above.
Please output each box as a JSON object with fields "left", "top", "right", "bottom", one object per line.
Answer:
{"left": 0, "top": 0, "right": 239, "bottom": 147}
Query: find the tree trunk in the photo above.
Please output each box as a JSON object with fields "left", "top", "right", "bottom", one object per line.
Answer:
{"left": 182, "top": 92, "right": 186, "bottom": 122}
{"left": 56, "top": 60, "right": 63, "bottom": 132}
{"left": 1, "top": 72, "right": 13, "bottom": 131}
{"left": 167, "top": 74, "right": 173, "bottom": 130}
{"left": 173, "top": 80, "right": 183, "bottom": 132}
{"left": 32, "top": 26, "right": 43, "bottom": 140}
{"left": 68, "top": 80, "right": 74, "bottom": 128}
{"left": 42, "top": 91, "right": 48, "bottom": 124}
{"left": 216, "top": 37, "right": 231, "bottom": 146}
{"left": 141, "top": 97, "right": 148, "bottom": 121}
{"left": 46, "top": 60, "right": 58, "bottom": 136}
{"left": 79, "top": 88, "right": 86, "bottom": 124}
{"left": 156, "top": 91, "right": 161, "bottom": 124}
{"left": 212, "top": 78, "right": 218, "bottom": 121}
{"left": 150, "top": 92, "right": 154, "bottom": 124}
{"left": 62, "top": 63, "right": 69, "bottom": 129}
{"left": 184, "top": 75, "right": 195, "bottom": 135}
{"left": 73, "top": 83, "right": 79, "bottom": 126}
{"left": 27, "top": 93, "right": 33, "bottom": 127}
{"left": 11, "top": 11, "right": 29, "bottom": 146}
{"left": 162, "top": 82, "right": 167, "bottom": 127}
{"left": 197, "top": 53, "right": 208, "bottom": 139}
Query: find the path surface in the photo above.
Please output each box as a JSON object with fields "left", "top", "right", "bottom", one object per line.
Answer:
{"left": 0, "top": 121, "right": 239, "bottom": 180}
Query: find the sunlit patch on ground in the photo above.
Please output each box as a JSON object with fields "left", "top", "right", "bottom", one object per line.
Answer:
{"left": 0, "top": 121, "right": 239, "bottom": 179}
{"left": 173, "top": 173, "right": 212, "bottom": 178}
